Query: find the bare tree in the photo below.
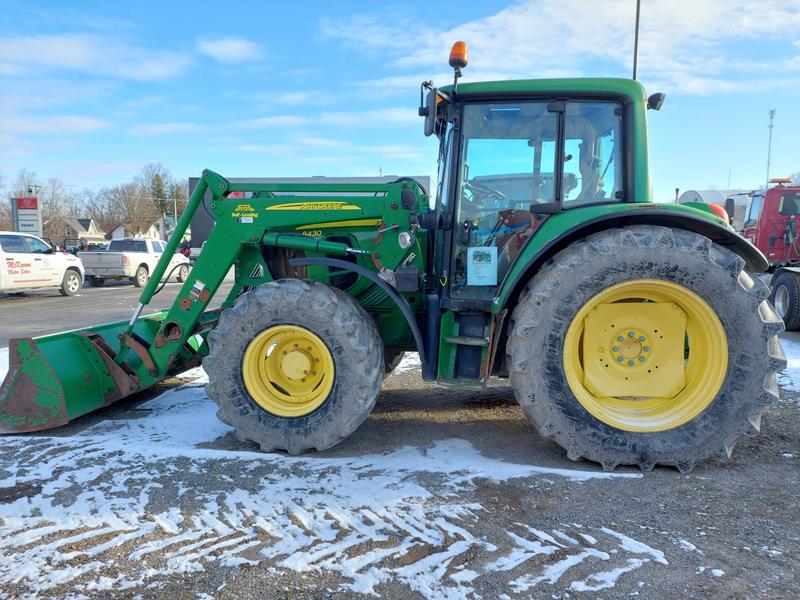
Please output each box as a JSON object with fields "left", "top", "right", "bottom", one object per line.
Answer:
{"left": 136, "top": 163, "right": 189, "bottom": 219}
{"left": 0, "top": 170, "right": 10, "bottom": 230}
{"left": 136, "top": 163, "right": 173, "bottom": 216}
{"left": 791, "top": 171, "right": 800, "bottom": 186}
{"left": 96, "top": 182, "right": 159, "bottom": 234}
{"left": 1, "top": 163, "right": 187, "bottom": 236}
{"left": 9, "top": 169, "right": 39, "bottom": 197}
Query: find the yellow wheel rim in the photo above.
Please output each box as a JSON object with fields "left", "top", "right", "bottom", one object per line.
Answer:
{"left": 242, "top": 324, "right": 334, "bottom": 417}
{"left": 563, "top": 279, "right": 727, "bottom": 432}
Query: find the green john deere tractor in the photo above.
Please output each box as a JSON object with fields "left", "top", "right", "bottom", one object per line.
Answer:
{"left": 0, "top": 42, "right": 785, "bottom": 472}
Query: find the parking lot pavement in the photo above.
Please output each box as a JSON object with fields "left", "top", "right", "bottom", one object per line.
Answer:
{"left": 0, "top": 335, "right": 798, "bottom": 598}
{"left": 0, "top": 274, "right": 235, "bottom": 347}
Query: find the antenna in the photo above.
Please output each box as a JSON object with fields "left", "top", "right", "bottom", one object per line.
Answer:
{"left": 632, "top": 0, "right": 641, "bottom": 80}
{"left": 766, "top": 109, "right": 776, "bottom": 189}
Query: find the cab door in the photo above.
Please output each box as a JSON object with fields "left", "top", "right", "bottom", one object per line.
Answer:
{"left": 449, "top": 101, "right": 559, "bottom": 303}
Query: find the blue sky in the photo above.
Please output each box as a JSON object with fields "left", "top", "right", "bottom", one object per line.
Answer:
{"left": 1, "top": 0, "right": 799, "bottom": 201}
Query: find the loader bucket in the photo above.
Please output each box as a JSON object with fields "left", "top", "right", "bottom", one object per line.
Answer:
{"left": 0, "top": 313, "right": 170, "bottom": 434}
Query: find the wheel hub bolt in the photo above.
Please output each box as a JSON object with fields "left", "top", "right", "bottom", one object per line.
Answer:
{"left": 611, "top": 329, "right": 651, "bottom": 366}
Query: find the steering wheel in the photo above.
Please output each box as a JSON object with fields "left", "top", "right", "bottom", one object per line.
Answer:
{"left": 464, "top": 180, "right": 506, "bottom": 202}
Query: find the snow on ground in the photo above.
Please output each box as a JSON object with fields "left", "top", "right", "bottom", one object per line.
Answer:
{"left": 394, "top": 351, "right": 422, "bottom": 375}
{"left": 3, "top": 337, "right": 784, "bottom": 596}
{"left": 777, "top": 336, "right": 800, "bottom": 398}
{"left": 0, "top": 375, "right": 674, "bottom": 597}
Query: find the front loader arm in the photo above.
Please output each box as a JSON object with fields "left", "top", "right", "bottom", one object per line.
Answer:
{"left": 1, "top": 168, "right": 427, "bottom": 433}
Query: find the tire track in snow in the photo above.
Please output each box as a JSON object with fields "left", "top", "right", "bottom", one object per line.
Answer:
{"left": 0, "top": 377, "right": 691, "bottom": 598}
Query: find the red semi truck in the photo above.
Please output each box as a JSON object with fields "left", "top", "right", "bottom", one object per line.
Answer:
{"left": 738, "top": 178, "right": 800, "bottom": 328}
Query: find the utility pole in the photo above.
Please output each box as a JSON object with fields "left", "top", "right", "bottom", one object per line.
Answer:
{"left": 632, "top": 0, "right": 641, "bottom": 80}
{"left": 766, "top": 108, "right": 776, "bottom": 189}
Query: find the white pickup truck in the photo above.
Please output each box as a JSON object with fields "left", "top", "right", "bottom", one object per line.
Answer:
{"left": 0, "top": 231, "right": 85, "bottom": 296}
{"left": 78, "top": 238, "right": 190, "bottom": 287}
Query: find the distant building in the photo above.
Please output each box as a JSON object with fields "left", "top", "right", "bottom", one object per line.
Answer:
{"left": 106, "top": 223, "right": 137, "bottom": 240}
{"left": 103, "top": 218, "right": 190, "bottom": 242}
{"left": 188, "top": 175, "right": 432, "bottom": 247}
{"left": 63, "top": 217, "right": 107, "bottom": 244}
{"left": 151, "top": 215, "right": 190, "bottom": 242}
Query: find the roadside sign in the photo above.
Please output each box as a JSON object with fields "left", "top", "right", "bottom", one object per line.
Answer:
{"left": 11, "top": 197, "right": 42, "bottom": 237}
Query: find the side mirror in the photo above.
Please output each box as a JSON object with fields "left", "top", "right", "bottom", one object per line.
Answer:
{"left": 647, "top": 93, "right": 666, "bottom": 110}
{"left": 423, "top": 89, "right": 437, "bottom": 137}
{"left": 724, "top": 198, "right": 735, "bottom": 223}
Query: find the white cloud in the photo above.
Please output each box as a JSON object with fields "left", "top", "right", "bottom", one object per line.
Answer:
{"left": 270, "top": 91, "right": 322, "bottom": 105}
{"left": 0, "top": 62, "right": 26, "bottom": 75}
{"left": 321, "top": 107, "right": 418, "bottom": 126}
{"left": 128, "top": 122, "right": 206, "bottom": 135}
{"left": 0, "top": 34, "right": 191, "bottom": 81}
{"left": 236, "top": 115, "right": 309, "bottom": 128}
{"left": 235, "top": 107, "right": 417, "bottom": 129}
{"left": 0, "top": 79, "right": 119, "bottom": 111}
{"left": 321, "top": 0, "right": 800, "bottom": 95}
{"left": 2, "top": 115, "right": 111, "bottom": 135}
{"left": 123, "top": 96, "right": 164, "bottom": 110}
{"left": 196, "top": 37, "right": 263, "bottom": 63}
{"left": 294, "top": 135, "right": 349, "bottom": 148}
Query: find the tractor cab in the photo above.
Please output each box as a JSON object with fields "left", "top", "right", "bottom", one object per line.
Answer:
{"left": 418, "top": 42, "right": 637, "bottom": 383}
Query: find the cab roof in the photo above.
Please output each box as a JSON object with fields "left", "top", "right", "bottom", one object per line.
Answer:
{"left": 440, "top": 77, "right": 647, "bottom": 102}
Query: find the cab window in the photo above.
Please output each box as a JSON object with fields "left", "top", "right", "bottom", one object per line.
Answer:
{"left": 451, "top": 101, "right": 557, "bottom": 299}
{"left": 449, "top": 99, "right": 625, "bottom": 301}
{"left": 562, "top": 101, "right": 623, "bottom": 205}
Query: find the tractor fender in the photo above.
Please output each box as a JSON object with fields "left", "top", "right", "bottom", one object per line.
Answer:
{"left": 288, "top": 257, "right": 428, "bottom": 371}
{"left": 497, "top": 209, "right": 768, "bottom": 316}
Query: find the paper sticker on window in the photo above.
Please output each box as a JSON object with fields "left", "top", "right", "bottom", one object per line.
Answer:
{"left": 467, "top": 247, "right": 497, "bottom": 286}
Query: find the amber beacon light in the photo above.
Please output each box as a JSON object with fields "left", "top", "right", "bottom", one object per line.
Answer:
{"left": 449, "top": 41, "right": 469, "bottom": 69}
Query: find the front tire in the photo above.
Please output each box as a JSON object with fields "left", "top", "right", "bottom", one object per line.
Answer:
{"left": 59, "top": 269, "right": 82, "bottom": 296}
{"left": 204, "top": 279, "right": 384, "bottom": 454}
{"left": 507, "top": 226, "right": 785, "bottom": 472}
{"left": 769, "top": 271, "right": 800, "bottom": 330}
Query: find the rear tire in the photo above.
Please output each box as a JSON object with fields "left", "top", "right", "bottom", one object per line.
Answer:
{"left": 59, "top": 269, "right": 82, "bottom": 296}
{"left": 204, "top": 279, "right": 384, "bottom": 454}
{"left": 769, "top": 271, "right": 800, "bottom": 330}
{"left": 87, "top": 275, "right": 104, "bottom": 287}
{"left": 507, "top": 226, "right": 785, "bottom": 472}
{"left": 133, "top": 265, "right": 148, "bottom": 287}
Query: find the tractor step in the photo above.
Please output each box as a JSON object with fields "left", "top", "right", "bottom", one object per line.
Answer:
{"left": 444, "top": 335, "right": 490, "bottom": 347}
